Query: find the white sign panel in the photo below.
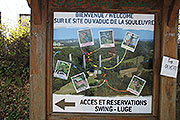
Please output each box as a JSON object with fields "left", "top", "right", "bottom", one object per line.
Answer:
{"left": 160, "top": 56, "right": 179, "bottom": 78}
{"left": 53, "top": 94, "right": 152, "bottom": 114}
{"left": 54, "top": 12, "right": 154, "bottom": 30}
{"left": 53, "top": 12, "right": 154, "bottom": 114}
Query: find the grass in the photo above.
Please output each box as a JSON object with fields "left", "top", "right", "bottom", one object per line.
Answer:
{"left": 55, "top": 82, "right": 75, "bottom": 94}
{"left": 120, "top": 68, "right": 138, "bottom": 77}
{"left": 124, "top": 55, "right": 144, "bottom": 64}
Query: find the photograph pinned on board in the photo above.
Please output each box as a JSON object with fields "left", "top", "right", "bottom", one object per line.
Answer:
{"left": 127, "top": 75, "right": 146, "bottom": 96}
{"left": 99, "top": 29, "right": 115, "bottom": 48}
{"left": 71, "top": 72, "right": 90, "bottom": 93}
{"left": 54, "top": 60, "right": 71, "bottom": 80}
{"left": 121, "top": 31, "right": 140, "bottom": 52}
{"left": 77, "top": 28, "right": 94, "bottom": 47}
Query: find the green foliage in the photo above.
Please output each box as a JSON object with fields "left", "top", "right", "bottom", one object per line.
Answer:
{"left": 52, "top": 78, "right": 70, "bottom": 93}
{"left": 0, "top": 80, "right": 30, "bottom": 120}
{"left": 139, "top": 70, "right": 153, "bottom": 95}
{"left": 0, "top": 19, "right": 30, "bottom": 86}
{"left": 0, "top": 18, "right": 30, "bottom": 119}
{"left": 53, "top": 40, "right": 154, "bottom": 96}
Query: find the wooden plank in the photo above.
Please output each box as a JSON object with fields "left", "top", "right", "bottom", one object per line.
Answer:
{"left": 30, "top": 0, "right": 47, "bottom": 119}
{"left": 49, "top": 0, "right": 161, "bottom": 11}
{"left": 48, "top": 114, "right": 157, "bottom": 120}
{"left": 167, "top": 0, "right": 180, "bottom": 27}
{"left": 32, "top": 0, "right": 42, "bottom": 25}
{"left": 47, "top": 10, "right": 54, "bottom": 116}
{"left": 152, "top": 12, "right": 161, "bottom": 116}
{"left": 159, "top": 0, "right": 178, "bottom": 120}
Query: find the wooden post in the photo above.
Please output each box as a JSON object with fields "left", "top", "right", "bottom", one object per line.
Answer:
{"left": 159, "top": 0, "right": 179, "bottom": 120}
{"left": 30, "top": 0, "right": 47, "bottom": 119}
{"left": 32, "top": 0, "right": 42, "bottom": 25}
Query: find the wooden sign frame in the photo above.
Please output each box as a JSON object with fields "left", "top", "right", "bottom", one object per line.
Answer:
{"left": 30, "top": 0, "right": 179, "bottom": 120}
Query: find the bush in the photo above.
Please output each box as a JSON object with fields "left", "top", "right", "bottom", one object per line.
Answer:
{"left": 0, "top": 19, "right": 30, "bottom": 119}
{"left": 0, "top": 19, "right": 30, "bottom": 86}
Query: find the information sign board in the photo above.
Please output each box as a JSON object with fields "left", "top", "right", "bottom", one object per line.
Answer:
{"left": 53, "top": 12, "right": 154, "bottom": 114}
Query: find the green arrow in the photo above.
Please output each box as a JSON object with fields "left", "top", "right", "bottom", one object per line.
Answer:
{"left": 55, "top": 99, "right": 75, "bottom": 110}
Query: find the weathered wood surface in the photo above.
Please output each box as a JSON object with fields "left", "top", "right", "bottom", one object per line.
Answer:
{"left": 32, "top": 0, "right": 42, "bottom": 25}
{"left": 152, "top": 12, "right": 161, "bottom": 117}
{"left": 49, "top": 0, "right": 161, "bottom": 11}
{"left": 48, "top": 114, "right": 157, "bottom": 120}
{"left": 167, "top": 0, "right": 180, "bottom": 27}
{"left": 30, "top": 0, "right": 47, "bottom": 120}
{"left": 159, "top": 0, "right": 179, "bottom": 120}
{"left": 46, "top": 10, "right": 53, "bottom": 117}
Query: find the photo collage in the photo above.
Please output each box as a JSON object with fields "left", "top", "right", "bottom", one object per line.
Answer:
{"left": 54, "top": 27, "right": 145, "bottom": 96}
